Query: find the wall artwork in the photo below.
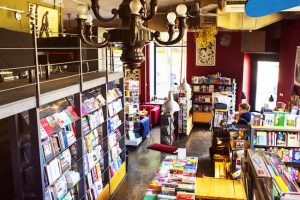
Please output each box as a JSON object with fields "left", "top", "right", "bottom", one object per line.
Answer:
{"left": 196, "top": 39, "right": 216, "bottom": 66}
{"left": 125, "top": 67, "right": 140, "bottom": 81}
{"left": 29, "top": 3, "right": 59, "bottom": 38}
{"left": 294, "top": 46, "right": 300, "bottom": 86}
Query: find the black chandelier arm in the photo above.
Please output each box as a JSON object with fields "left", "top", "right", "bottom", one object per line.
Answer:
{"left": 140, "top": 0, "right": 158, "bottom": 21}
{"left": 77, "top": 19, "right": 109, "bottom": 48}
{"left": 91, "top": 0, "right": 118, "bottom": 22}
{"left": 153, "top": 17, "right": 187, "bottom": 45}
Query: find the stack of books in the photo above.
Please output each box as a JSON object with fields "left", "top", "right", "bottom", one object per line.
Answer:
{"left": 254, "top": 131, "right": 300, "bottom": 147}
{"left": 144, "top": 155, "right": 198, "bottom": 200}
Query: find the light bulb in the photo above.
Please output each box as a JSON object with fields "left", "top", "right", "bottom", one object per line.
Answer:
{"left": 130, "top": 0, "right": 143, "bottom": 15}
{"left": 76, "top": 4, "right": 88, "bottom": 19}
{"left": 167, "top": 12, "right": 176, "bottom": 24}
{"left": 85, "top": 14, "right": 93, "bottom": 25}
{"left": 176, "top": 4, "right": 187, "bottom": 17}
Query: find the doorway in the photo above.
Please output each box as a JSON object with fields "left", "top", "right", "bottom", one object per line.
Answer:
{"left": 255, "top": 61, "right": 279, "bottom": 111}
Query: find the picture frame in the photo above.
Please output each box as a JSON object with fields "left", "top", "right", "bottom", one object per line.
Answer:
{"left": 196, "top": 39, "right": 216, "bottom": 66}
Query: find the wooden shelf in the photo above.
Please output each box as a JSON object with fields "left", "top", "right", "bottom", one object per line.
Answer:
{"left": 193, "top": 112, "right": 212, "bottom": 123}
{"left": 192, "top": 83, "right": 232, "bottom": 86}
{"left": 251, "top": 125, "right": 300, "bottom": 132}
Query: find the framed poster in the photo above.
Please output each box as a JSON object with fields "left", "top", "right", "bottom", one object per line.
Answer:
{"left": 29, "top": 3, "right": 59, "bottom": 38}
{"left": 294, "top": 46, "right": 300, "bottom": 86}
{"left": 196, "top": 39, "right": 216, "bottom": 66}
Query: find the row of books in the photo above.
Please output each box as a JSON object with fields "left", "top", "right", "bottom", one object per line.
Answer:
{"left": 108, "top": 115, "right": 122, "bottom": 134}
{"left": 144, "top": 155, "right": 198, "bottom": 200}
{"left": 85, "top": 162, "right": 104, "bottom": 200}
{"left": 82, "top": 94, "right": 106, "bottom": 117}
{"left": 193, "top": 95, "right": 211, "bottom": 103}
{"left": 254, "top": 131, "right": 300, "bottom": 147}
{"left": 42, "top": 124, "right": 76, "bottom": 163}
{"left": 108, "top": 98, "right": 123, "bottom": 117}
{"left": 125, "top": 80, "right": 139, "bottom": 91}
{"left": 40, "top": 105, "right": 80, "bottom": 136}
{"left": 192, "top": 75, "right": 232, "bottom": 85}
{"left": 253, "top": 112, "right": 300, "bottom": 127}
{"left": 108, "top": 129, "right": 123, "bottom": 177}
{"left": 82, "top": 109, "right": 105, "bottom": 135}
{"left": 85, "top": 128, "right": 103, "bottom": 153}
{"left": 262, "top": 152, "right": 300, "bottom": 195}
{"left": 107, "top": 88, "right": 122, "bottom": 103}
{"left": 193, "top": 104, "right": 212, "bottom": 112}
{"left": 44, "top": 148, "right": 80, "bottom": 199}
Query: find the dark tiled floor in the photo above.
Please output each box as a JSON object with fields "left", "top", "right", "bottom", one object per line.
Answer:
{"left": 112, "top": 125, "right": 213, "bottom": 200}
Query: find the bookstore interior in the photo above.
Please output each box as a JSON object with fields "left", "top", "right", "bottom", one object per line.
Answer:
{"left": 1, "top": 0, "right": 300, "bottom": 200}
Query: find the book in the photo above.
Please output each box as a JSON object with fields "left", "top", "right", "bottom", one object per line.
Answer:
{"left": 263, "top": 113, "right": 275, "bottom": 126}
{"left": 59, "top": 111, "right": 72, "bottom": 126}
{"left": 40, "top": 118, "right": 54, "bottom": 135}
{"left": 287, "top": 133, "right": 299, "bottom": 147}
{"left": 292, "top": 150, "right": 300, "bottom": 163}
{"left": 96, "top": 94, "right": 106, "bottom": 106}
{"left": 46, "top": 115, "right": 61, "bottom": 133}
{"left": 42, "top": 140, "right": 54, "bottom": 162}
{"left": 274, "top": 112, "right": 286, "bottom": 126}
{"left": 51, "top": 134, "right": 61, "bottom": 155}
{"left": 58, "top": 149, "right": 72, "bottom": 174}
{"left": 66, "top": 106, "right": 80, "bottom": 121}
{"left": 276, "top": 132, "right": 287, "bottom": 146}
{"left": 53, "top": 175, "right": 68, "bottom": 199}
{"left": 256, "top": 131, "right": 267, "bottom": 145}
{"left": 285, "top": 114, "right": 297, "bottom": 127}
{"left": 252, "top": 112, "right": 263, "bottom": 126}
{"left": 52, "top": 113, "right": 66, "bottom": 128}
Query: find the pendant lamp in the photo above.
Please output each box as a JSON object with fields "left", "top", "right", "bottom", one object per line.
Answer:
{"left": 162, "top": 91, "right": 180, "bottom": 114}
{"left": 179, "top": 77, "right": 191, "bottom": 93}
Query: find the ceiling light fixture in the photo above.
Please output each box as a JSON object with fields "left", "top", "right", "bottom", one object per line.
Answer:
{"left": 77, "top": 0, "right": 187, "bottom": 69}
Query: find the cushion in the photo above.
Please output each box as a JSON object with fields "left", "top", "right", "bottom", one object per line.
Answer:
{"left": 147, "top": 143, "right": 178, "bottom": 154}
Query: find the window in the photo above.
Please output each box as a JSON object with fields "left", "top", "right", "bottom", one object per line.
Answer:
{"left": 153, "top": 34, "right": 187, "bottom": 99}
{"left": 255, "top": 61, "right": 279, "bottom": 111}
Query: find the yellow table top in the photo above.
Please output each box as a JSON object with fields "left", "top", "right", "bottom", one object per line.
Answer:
{"left": 195, "top": 177, "right": 246, "bottom": 200}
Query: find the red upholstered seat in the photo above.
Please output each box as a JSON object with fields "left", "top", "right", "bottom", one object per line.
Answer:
{"left": 147, "top": 143, "right": 178, "bottom": 154}
{"left": 139, "top": 105, "right": 160, "bottom": 127}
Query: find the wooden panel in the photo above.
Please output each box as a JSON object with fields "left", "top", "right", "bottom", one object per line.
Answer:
{"left": 195, "top": 177, "right": 246, "bottom": 200}
{"left": 241, "top": 31, "right": 266, "bottom": 53}
{"left": 97, "top": 184, "right": 110, "bottom": 200}
{"left": 193, "top": 112, "right": 212, "bottom": 123}
{"left": 110, "top": 163, "right": 126, "bottom": 195}
{"left": 186, "top": 115, "right": 194, "bottom": 136}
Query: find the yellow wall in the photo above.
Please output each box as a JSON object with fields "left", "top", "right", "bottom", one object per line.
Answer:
{"left": 0, "top": 0, "right": 63, "bottom": 32}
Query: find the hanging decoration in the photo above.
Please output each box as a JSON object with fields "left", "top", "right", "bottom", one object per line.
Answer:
{"left": 194, "top": 26, "right": 217, "bottom": 48}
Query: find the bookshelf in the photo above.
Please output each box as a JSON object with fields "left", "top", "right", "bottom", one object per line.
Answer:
{"left": 0, "top": 35, "right": 127, "bottom": 199}
{"left": 178, "top": 91, "right": 193, "bottom": 136}
{"left": 124, "top": 80, "right": 142, "bottom": 146}
{"left": 191, "top": 75, "right": 236, "bottom": 124}
{"left": 251, "top": 125, "right": 300, "bottom": 165}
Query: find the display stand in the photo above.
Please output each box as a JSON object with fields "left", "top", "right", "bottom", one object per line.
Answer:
{"left": 178, "top": 91, "right": 193, "bottom": 136}
{"left": 160, "top": 113, "right": 176, "bottom": 146}
{"left": 124, "top": 80, "right": 142, "bottom": 147}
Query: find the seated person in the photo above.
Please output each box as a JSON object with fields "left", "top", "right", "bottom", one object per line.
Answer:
{"left": 234, "top": 103, "right": 252, "bottom": 125}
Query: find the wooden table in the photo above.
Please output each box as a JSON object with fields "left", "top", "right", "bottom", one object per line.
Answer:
{"left": 195, "top": 177, "right": 246, "bottom": 200}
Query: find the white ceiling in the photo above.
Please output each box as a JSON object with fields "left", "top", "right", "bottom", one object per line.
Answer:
{"left": 62, "top": 0, "right": 194, "bottom": 20}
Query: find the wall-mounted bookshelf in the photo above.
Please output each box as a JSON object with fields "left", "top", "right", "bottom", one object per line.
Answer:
{"left": 0, "top": 34, "right": 126, "bottom": 200}
{"left": 191, "top": 75, "right": 236, "bottom": 124}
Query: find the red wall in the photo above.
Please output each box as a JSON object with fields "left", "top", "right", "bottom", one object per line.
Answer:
{"left": 140, "top": 45, "right": 150, "bottom": 103}
{"left": 243, "top": 53, "right": 251, "bottom": 102}
{"left": 277, "top": 19, "right": 300, "bottom": 102}
{"left": 186, "top": 32, "right": 245, "bottom": 107}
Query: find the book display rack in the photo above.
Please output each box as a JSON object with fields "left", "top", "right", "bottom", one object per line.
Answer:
{"left": 178, "top": 91, "right": 193, "bottom": 136}
{"left": 191, "top": 75, "right": 236, "bottom": 124}
{"left": 124, "top": 80, "right": 142, "bottom": 146}
{"left": 0, "top": 35, "right": 126, "bottom": 200}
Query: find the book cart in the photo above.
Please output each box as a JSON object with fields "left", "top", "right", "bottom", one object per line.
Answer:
{"left": 0, "top": 33, "right": 126, "bottom": 200}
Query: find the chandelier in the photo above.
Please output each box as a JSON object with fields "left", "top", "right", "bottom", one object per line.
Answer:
{"left": 76, "top": 0, "right": 188, "bottom": 68}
